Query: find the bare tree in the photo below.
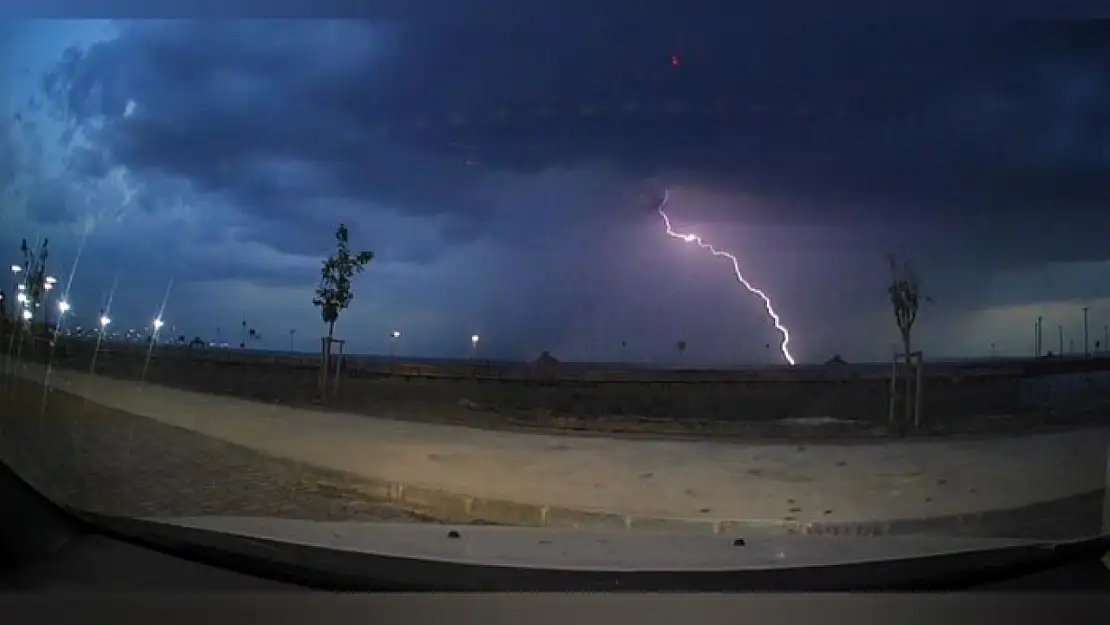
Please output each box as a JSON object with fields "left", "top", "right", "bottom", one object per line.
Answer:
{"left": 886, "top": 253, "right": 931, "bottom": 427}
{"left": 887, "top": 254, "right": 921, "bottom": 359}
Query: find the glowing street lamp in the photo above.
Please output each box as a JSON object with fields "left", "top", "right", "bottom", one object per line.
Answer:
{"left": 45, "top": 276, "right": 56, "bottom": 285}
{"left": 8, "top": 265, "right": 23, "bottom": 323}
{"left": 99, "top": 315, "right": 111, "bottom": 328}
{"left": 390, "top": 330, "right": 401, "bottom": 358}
{"left": 21, "top": 309, "right": 32, "bottom": 321}
{"left": 152, "top": 317, "right": 164, "bottom": 332}
{"left": 57, "top": 300, "right": 70, "bottom": 314}
{"left": 470, "top": 334, "right": 480, "bottom": 359}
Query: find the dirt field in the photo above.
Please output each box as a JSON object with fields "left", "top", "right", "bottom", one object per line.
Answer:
{"left": 8, "top": 335, "right": 1110, "bottom": 442}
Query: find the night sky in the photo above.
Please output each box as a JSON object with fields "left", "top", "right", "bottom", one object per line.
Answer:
{"left": 3, "top": 16, "right": 1110, "bottom": 365}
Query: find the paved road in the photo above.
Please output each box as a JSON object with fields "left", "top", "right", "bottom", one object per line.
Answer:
{"left": 8, "top": 361, "right": 1107, "bottom": 540}
{"left": 0, "top": 376, "right": 434, "bottom": 523}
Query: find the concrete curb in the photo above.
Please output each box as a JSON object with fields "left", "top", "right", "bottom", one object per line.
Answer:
{"left": 316, "top": 473, "right": 1105, "bottom": 541}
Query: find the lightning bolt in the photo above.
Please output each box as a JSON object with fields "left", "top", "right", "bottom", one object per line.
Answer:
{"left": 656, "top": 189, "right": 796, "bottom": 366}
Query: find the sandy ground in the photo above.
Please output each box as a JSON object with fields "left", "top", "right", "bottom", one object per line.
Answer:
{"left": 9, "top": 361, "right": 1106, "bottom": 534}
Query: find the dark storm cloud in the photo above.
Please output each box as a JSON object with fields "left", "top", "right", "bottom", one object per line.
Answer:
{"left": 34, "top": 18, "right": 1110, "bottom": 271}
{"left": 39, "top": 21, "right": 497, "bottom": 244}
{"left": 22, "top": 180, "right": 72, "bottom": 224}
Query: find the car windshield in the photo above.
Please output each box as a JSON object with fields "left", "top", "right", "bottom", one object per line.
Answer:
{"left": 1, "top": 15, "right": 1108, "bottom": 581}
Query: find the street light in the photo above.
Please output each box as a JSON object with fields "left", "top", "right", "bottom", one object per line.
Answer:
{"left": 390, "top": 330, "right": 401, "bottom": 358}
{"left": 21, "top": 309, "right": 32, "bottom": 321}
{"left": 57, "top": 300, "right": 70, "bottom": 314}
{"left": 99, "top": 315, "right": 111, "bottom": 328}
{"left": 8, "top": 265, "right": 21, "bottom": 322}
{"left": 152, "top": 317, "right": 164, "bottom": 331}
{"left": 470, "top": 334, "right": 480, "bottom": 359}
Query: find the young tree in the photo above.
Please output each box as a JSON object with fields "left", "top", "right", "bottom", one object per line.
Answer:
{"left": 886, "top": 253, "right": 931, "bottom": 426}
{"left": 887, "top": 254, "right": 920, "bottom": 361}
{"left": 312, "top": 224, "right": 373, "bottom": 395}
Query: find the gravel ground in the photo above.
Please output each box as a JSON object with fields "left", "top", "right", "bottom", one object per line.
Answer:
{"left": 0, "top": 377, "right": 438, "bottom": 523}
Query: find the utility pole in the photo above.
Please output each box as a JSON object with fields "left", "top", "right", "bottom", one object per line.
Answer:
{"left": 1057, "top": 324, "right": 1063, "bottom": 359}
{"left": 1035, "top": 316, "right": 1043, "bottom": 358}
{"left": 1083, "top": 307, "right": 1089, "bottom": 358}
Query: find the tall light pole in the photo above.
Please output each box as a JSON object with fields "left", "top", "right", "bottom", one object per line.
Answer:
{"left": 9, "top": 264, "right": 21, "bottom": 322}
{"left": 1057, "top": 324, "right": 1063, "bottom": 359}
{"left": 152, "top": 317, "right": 164, "bottom": 343}
{"left": 471, "top": 334, "right": 480, "bottom": 360}
{"left": 42, "top": 276, "right": 56, "bottom": 328}
{"left": 390, "top": 330, "right": 400, "bottom": 358}
{"left": 1082, "top": 307, "right": 1089, "bottom": 359}
{"left": 1035, "top": 316, "right": 1043, "bottom": 358}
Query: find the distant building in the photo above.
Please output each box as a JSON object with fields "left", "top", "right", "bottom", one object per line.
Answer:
{"left": 530, "top": 350, "right": 560, "bottom": 382}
